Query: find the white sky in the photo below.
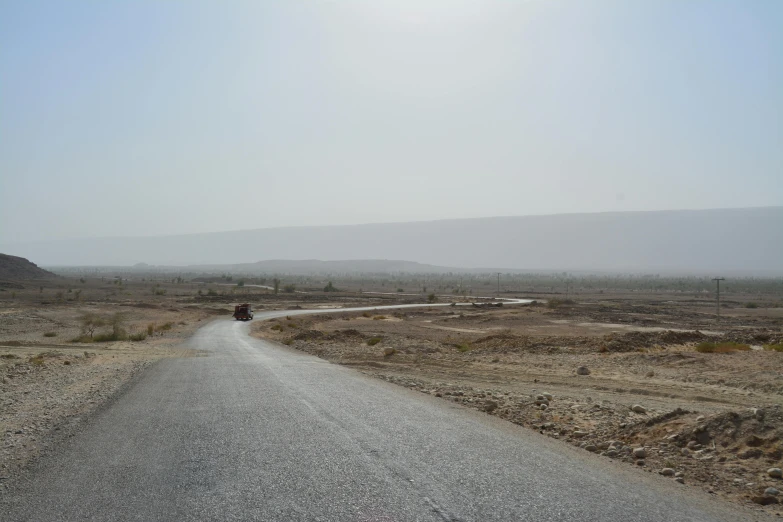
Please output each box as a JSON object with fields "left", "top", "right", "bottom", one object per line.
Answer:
{"left": 1, "top": 0, "right": 781, "bottom": 242}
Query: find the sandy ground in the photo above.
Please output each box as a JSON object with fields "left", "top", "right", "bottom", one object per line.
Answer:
{"left": 252, "top": 296, "right": 783, "bottom": 514}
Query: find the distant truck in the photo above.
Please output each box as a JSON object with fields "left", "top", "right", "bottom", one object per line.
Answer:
{"left": 233, "top": 303, "right": 253, "bottom": 321}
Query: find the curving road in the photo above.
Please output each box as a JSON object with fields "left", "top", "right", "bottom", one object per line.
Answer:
{"left": 1, "top": 311, "right": 765, "bottom": 521}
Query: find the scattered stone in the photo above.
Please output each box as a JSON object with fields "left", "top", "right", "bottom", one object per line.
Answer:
{"left": 765, "top": 487, "right": 780, "bottom": 496}
{"left": 631, "top": 404, "right": 647, "bottom": 414}
{"left": 573, "top": 430, "right": 588, "bottom": 438}
{"left": 539, "top": 404, "right": 548, "bottom": 411}
{"left": 674, "top": 477, "right": 685, "bottom": 484}
{"left": 482, "top": 401, "right": 498, "bottom": 413}
{"left": 576, "top": 366, "right": 590, "bottom": 376}
{"left": 584, "top": 444, "right": 597, "bottom": 452}
{"left": 633, "top": 447, "right": 647, "bottom": 459}
{"left": 542, "top": 392, "right": 553, "bottom": 401}
{"left": 752, "top": 495, "right": 779, "bottom": 506}
{"left": 636, "top": 460, "right": 645, "bottom": 466}
{"left": 696, "top": 415, "right": 705, "bottom": 422}
{"left": 768, "top": 468, "right": 783, "bottom": 479}
{"left": 660, "top": 468, "right": 675, "bottom": 476}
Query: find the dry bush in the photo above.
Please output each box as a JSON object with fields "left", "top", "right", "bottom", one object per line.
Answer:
{"left": 695, "top": 342, "right": 751, "bottom": 353}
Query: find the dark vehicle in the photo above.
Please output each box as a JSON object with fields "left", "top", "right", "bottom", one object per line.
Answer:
{"left": 233, "top": 303, "right": 253, "bottom": 321}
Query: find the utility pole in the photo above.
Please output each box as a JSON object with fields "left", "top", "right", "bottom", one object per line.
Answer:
{"left": 712, "top": 277, "right": 725, "bottom": 320}
{"left": 496, "top": 273, "right": 501, "bottom": 294}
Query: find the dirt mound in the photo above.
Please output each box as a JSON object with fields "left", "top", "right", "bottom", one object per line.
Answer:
{"left": 665, "top": 407, "right": 783, "bottom": 463}
{"left": 292, "top": 329, "right": 366, "bottom": 343}
{"left": 604, "top": 330, "right": 708, "bottom": 352}
{"left": 471, "top": 334, "right": 599, "bottom": 354}
{"left": 0, "top": 254, "right": 54, "bottom": 281}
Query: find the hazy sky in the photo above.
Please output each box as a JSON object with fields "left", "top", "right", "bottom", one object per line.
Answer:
{"left": 1, "top": 0, "right": 781, "bottom": 243}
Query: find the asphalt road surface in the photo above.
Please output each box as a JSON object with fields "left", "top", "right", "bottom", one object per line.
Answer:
{"left": 1, "top": 312, "right": 764, "bottom": 521}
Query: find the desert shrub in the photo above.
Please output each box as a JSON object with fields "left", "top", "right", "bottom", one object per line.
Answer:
{"left": 427, "top": 293, "right": 437, "bottom": 303}
{"left": 372, "top": 315, "right": 386, "bottom": 320}
{"left": 29, "top": 355, "right": 45, "bottom": 366}
{"left": 456, "top": 343, "right": 472, "bottom": 352}
{"left": 147, "top": 323, "right": 155, "bottom": 335}
{"left": 547, "top": 298, "right": 575, "bottom": 309}
{"left": 129, "top": 332, "right": 147, "bottom": 341}
{"left": 396, "top": 288, "right": 404, "bottom": 293}
{"left": 159, "top": 322, "right": 174, "bottom": 331}
{"left": 43, "top": 332, "right": 57, "bottom": 337}
{"left": 1, "top": 354, "right": 19, "bottom": 359}
{"left": 367, "top": 337, "right": 382, "bottom": 346}
{"left": 287, "top": 322, "right": 297, "bottom": 328}
{"left": 207, "top": 288, "right": 218, "bottom": 296}
{"left": 283, "top": 284, "right": 296, "bottom": 293}
{"left": 79, "top": 312, "right": 105, "bottom": 338}
{"left": 93, "top": 330, "right": 127, "bottom": 342}
{"left": 745, "top": 302, "right": 758, "bottom": 309}
{"left": 324, "top": 281, "right": 338, "bottom": 292}
{"left": 764, "top": 343, "right": 783, "bottom": 352}
{"left": 271, "top": 324, "right": 283, "bottom": 331}
{"left": 154, "top": 289, "right": 167, "bottom": 296}
{"left": 362, "top": 312, "right": 372, "bottom": 318}
{"left": 695, "top": 341, "right": 751, "bottom": 353}
{"left": 69, "top": 335, "right": 94, "bottom": 343}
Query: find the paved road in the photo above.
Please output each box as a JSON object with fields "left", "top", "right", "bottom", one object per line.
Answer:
{"left": 1, "top": 313, "right": 763, "bottom": 521}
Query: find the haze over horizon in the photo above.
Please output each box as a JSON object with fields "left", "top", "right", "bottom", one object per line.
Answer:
{"left": 1, "top": 1, "right": 781, "bottom": 244}
{"left": 3, "top": 207, "right": 781, "bottom": 275}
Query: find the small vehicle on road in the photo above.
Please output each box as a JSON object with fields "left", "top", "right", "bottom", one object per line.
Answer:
{"left": 233, "top": 303, "right": 253, "bottom": 321}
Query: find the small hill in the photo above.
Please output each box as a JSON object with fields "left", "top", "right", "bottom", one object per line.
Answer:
{"left": 0, "top": 254, "right": 55, "bottom": 280}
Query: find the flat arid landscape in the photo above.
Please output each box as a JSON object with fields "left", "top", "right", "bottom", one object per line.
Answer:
{"left": 2, "top": 253, "right": 782, "bottom": 518}
{"left": 3, "top": 3, "right": 781, "bottom": 519}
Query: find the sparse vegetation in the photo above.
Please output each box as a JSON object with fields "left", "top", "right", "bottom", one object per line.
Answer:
{"left": 547, "top": 298, "right": 575, "bottom": 308}
{"left": 324, "top": 281, "right": 338, "bottom": 292}
{"left": 43, "top": 331, "right": 57, "bottom": 337}
{"left": 695, "top": 341, "right": 751, "bottom": 353}
{"left": 79, "top": 312, "right": 105, "bottom": 338}
{"left": 764, "top": 343, "right": 783, "bottom": 352}
{"left": 367, "top": 337, "right": 382, "bottom": 346}
{"left": 283, "top": 284, "right": 296, "bottom": 293}
{"left": 129, "top": 332, "right": 147, "bottom": 341}
{"left": 456, "top": 342, "right": 472, "bottom": 352}
{"left": 372, "top": 315, "right": 386, "bottom": 320}
{"left": 426, "top": 293, "right": 437, "bottom": 303}
{"left": 745, "top": 302, "right": 759, "bottom": 309}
